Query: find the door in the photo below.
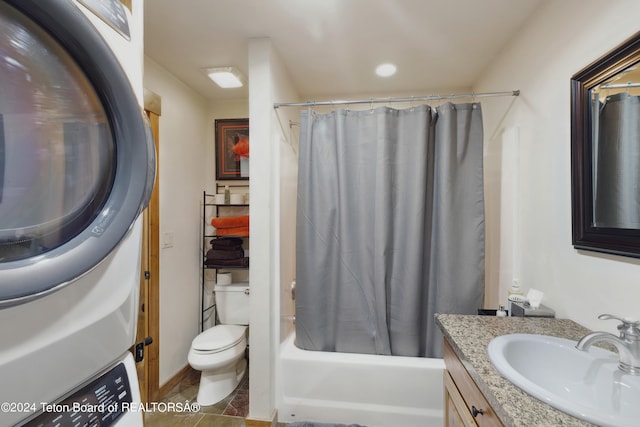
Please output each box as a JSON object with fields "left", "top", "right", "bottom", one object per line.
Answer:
{"left": 135, "top": 102, "right": 161, "bottom": 403}
{"left": 135, "top": 208, "right": 151, "bottom": 404}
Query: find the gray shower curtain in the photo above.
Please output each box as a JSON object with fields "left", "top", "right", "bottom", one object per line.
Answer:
{"left": 295, "top": 103, "right": 485, "bottom": 358}
{"left": 594, "top": 93, "right": 640, "bottom": 229}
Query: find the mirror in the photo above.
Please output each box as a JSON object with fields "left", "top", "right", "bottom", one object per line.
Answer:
{"left": 572, "top": 32, "right": 640, "bottom": 258}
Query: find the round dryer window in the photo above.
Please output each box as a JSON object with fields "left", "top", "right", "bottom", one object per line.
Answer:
{"left": 0, "top": 1, "right": 155, "bottom": 306}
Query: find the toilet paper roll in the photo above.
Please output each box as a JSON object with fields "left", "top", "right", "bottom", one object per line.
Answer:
{"left": 216, "top": 272, "right": 232, "bottom": 285}
{"left": 230, "top": 193, "right": 244, "bottom": 204}
{"left": 215, "top": 194, "right": 226, "bottom": 204}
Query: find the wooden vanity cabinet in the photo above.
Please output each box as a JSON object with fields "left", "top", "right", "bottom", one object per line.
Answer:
{"left": 443, "top": 339, "right": 503, "bottom": 427}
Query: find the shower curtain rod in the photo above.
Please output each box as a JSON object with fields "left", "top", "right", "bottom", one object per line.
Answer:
{"left": 273, "top": 89, "right": 519, "bottom": 109}
{"left": 601, "top": 82, "right": 640, "bottom": 89}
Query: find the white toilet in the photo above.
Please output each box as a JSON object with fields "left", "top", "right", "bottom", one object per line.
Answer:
{"left": 188, "top": 283, "right": 249, "bottom": 405}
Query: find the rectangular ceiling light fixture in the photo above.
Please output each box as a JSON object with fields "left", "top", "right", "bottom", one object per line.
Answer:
{"left": 205, "top": 67, "right": 245, "bottom": 88}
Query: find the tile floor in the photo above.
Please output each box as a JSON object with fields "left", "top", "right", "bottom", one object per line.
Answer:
{"left": 144, "top": 367, "right": 258, "bottom": 426}
{"left": 143, "top": 367, "right": 291, "bottom": 426}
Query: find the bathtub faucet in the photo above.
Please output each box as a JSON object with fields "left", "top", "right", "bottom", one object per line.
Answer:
{"left": 576, "top": 314, "right": 640, "bottom": 375}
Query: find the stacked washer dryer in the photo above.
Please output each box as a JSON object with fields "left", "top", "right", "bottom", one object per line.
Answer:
{"left": 0, "top": 0, "right": 154, "bottom": 426}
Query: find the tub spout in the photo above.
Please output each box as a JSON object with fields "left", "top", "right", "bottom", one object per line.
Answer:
{"left": 576, "top": 314, "right": 640, "bottom": 375}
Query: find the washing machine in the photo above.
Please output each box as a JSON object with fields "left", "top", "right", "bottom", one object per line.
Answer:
{"left": 0, "top": 0, "right": 154, "bottom": 426}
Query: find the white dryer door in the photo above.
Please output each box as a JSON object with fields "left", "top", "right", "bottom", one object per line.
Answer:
{"left": 0, "top": 0, "right": 155, "bottom": 307}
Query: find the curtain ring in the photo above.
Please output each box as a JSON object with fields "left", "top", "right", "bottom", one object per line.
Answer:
{"left": 433, "top": 94, "right": 442, "bottom": 109}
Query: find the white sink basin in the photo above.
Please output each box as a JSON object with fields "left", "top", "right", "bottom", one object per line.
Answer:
{"left": 488, "top": 334, "right": 640, "bottom": 427}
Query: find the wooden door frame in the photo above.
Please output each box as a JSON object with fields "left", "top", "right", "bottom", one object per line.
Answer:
{"left": 143, "top": 89, "right": 161, "bottom": 402}
{"left": 134, "top": 208, "right": 150, "bottom": 403}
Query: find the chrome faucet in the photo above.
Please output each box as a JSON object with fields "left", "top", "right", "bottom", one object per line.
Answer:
{"left": 576, "top": 314, "right": 640, "bottom": 375}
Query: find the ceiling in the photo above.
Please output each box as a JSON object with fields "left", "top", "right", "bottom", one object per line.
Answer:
{"left": 144, "top": 0, "right": 544, "bottom": 102}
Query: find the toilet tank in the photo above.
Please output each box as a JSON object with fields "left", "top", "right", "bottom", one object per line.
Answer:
{"left": 214, "top": 282, "right": 249, "bottom": 325}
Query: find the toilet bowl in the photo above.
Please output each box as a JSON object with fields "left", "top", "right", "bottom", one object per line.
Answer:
{"left": 188, "top": 282, "right": 250, "bottom": 405}
{"left": 188, "top": 324, "right": 247, "bottom": 405}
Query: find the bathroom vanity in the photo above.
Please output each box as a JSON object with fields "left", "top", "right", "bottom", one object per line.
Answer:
{"left": 436, "top": 314, "right": 596, "bottom": 427}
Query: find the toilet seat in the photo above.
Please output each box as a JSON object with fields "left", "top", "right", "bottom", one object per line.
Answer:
{"left": 191, "top": 324, "right": 246, "bottom": 354}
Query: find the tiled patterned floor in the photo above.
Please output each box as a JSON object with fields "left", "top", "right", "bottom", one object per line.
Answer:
{"left": 144, "top": 367, "right": 252, "bottom": 426}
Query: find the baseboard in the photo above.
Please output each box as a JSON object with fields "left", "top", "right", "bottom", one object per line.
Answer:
{"left": 245, "top": 409, "right": 277, "bottom": 427}
{"left": 158, "top": 364, "right": 193, "bottom": 400}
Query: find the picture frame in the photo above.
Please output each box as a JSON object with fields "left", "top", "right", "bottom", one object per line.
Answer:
{"left": 215, "top": 118, "right": 249, "bottom": 180}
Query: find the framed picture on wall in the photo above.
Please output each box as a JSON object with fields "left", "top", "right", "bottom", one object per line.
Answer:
{"left": 215, "top": 118, "right": 249, "bottom": 180}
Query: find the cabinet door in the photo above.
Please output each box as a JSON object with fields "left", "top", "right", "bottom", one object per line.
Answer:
{"left": 444, "top": 370, "right": 477, "bottom": 427}
{"left": 443, "top": 339, "right": 503, "bottom": 427}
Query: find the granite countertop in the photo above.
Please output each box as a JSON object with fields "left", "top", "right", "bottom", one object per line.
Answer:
{"left": 435, "top": 314, "right": 597, "bottom": 427}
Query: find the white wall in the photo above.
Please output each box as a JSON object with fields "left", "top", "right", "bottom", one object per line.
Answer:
{"left": 248, "top": 37, "right": 300, "bottom": 422}
{"left": 247, "top": 38, "right": 276, "bottom": 421}
{"left": 477, "top": 0, "right": 640, "bottom": 332}
{"left": 143, "top": 56, "right": 209, "bottom": 386}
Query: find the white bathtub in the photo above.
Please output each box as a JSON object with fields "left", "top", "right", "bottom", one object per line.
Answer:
{"left": 277, "top": 332, "right": 445, "bottom": 427}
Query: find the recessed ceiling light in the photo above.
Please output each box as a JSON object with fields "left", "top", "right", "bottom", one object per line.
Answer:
{"left": 205, "top": 67, "right": 245, "bottom": 88}
{"left": 375, "top": 63, "right": 397, "bottom": 77}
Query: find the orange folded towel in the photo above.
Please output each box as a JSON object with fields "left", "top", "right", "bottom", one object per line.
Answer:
{"left": 215, "top": 226, "right": 249, "bottom": 237}
{"left": 211, "top": 215, "right": 249, "bottom": 229}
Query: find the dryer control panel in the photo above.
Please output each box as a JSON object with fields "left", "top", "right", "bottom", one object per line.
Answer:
{"left": 19, "top": 362, "right": 135, "bottom": 427}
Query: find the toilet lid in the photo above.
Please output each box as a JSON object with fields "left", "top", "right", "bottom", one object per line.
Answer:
{"left": 192, "top": 324, "right": 247, "bottom": 352}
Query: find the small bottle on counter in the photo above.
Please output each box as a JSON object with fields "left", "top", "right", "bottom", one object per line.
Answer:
{"left": 224, "top": 185, "right": 230, "bottom": 204}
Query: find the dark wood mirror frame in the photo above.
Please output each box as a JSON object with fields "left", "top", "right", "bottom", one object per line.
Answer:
{"left": 571, "top": 31, "right": 640, "bottom": 258}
